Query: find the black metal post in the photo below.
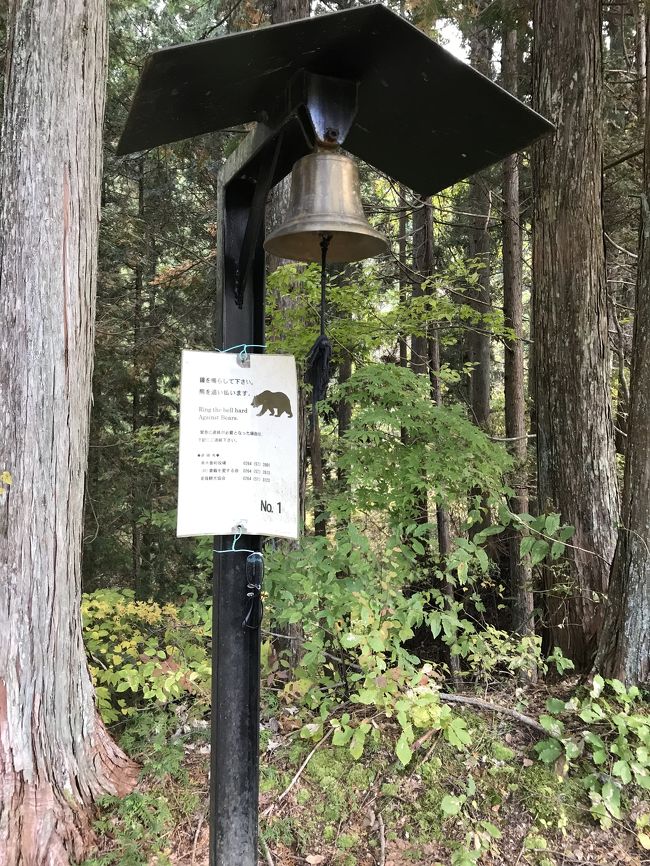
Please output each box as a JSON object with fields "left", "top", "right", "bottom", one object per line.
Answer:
{"left": 208, "top": 87, "right": 354, "bottom": 866}
{"left": 211, "top": 169, "right": 266, "bottom": 865}
{"left": 211, "top": 536, "right": 261, "bottom": 864}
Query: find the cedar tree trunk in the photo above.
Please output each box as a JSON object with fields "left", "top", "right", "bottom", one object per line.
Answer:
{"left": 595, "top": 14, "right": 650, "bottom": 686}
{"left": 410, "top": 197, "right": 431, "bottom": 527}
{"left": 466, "top": 11, "right": 493, "bottom": 432}
{"left": 0, "top": 2, "right": 138, "bottom": 863}
{"left": 502, "top": 26, "right": 535, "bottom": 654}
{"left": 532, "top": 0, "right": 619, "bottom": 669}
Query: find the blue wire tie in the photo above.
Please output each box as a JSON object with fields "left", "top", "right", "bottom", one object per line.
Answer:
{"left": 213, "top": 530, "right": 256, "bottom": 555}
{"left": 217, "top": 343, "right": 267, "bottom": 362}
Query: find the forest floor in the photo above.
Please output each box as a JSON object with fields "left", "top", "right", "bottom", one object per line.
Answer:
{"left": 87, "top": 683, "right": 649, "bottom": 866}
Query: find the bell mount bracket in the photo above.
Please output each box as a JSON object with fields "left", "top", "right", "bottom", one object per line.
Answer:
{"left": 229, "top": 71, "right": 360, "bottom": 307}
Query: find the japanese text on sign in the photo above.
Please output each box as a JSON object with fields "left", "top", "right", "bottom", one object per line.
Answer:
{"left": 176, "top": 350, "right": 299, "bottom": 539}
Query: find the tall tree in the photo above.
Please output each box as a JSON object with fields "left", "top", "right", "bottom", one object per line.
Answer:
{"left": 0, "top": 2, "right": 137, "bottom": 862}
{"left": 502, "top": 25, "right": 535, "bottom": 657}
{"left": 411, "top": 197, "right": 432, "bottom": 528}
{"left": 596, "top": 13, "right": 650, "bottom": 686}
{"left": 466, "top": 4, "right": 494, "bottom": 433}
{"left": 532, "top": 0, "right": 619, "bottom": 668}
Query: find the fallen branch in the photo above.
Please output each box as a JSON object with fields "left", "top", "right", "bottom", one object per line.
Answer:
{"left": 262, "top": 728, "right": 334, "bottom": 817}
{"left": 603, "top": 144, "right": 643, "bottom": 172}
{"left": 260, "top": 835, "right": 275, "bottom": 866}
{"left": 377, "top": 813, "right": 386, "bottom": 866}
{"left": 439, "top": 692, "right": 546, "bottom": 734}
{"left": 190, "top": 805, "right": 208, "bottom": 866}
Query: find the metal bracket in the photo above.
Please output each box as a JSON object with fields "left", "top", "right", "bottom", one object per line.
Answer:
{"left": 234, "top": 129, "right": 285, "bottom": 308}
{"left": 301, "top": 72, "right": 359, "bottom": 147}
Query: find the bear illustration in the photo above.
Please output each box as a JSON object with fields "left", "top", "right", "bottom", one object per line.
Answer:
{"left": 251, "top": 390, "right": 293, "bottom": 418}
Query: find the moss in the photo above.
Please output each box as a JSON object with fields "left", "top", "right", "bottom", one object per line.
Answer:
{"left": 336, "top": 832, "right": 360, "bottom": 850}
{"left": 264, "top": 817, "right": 295, "bottom": 847}
{"left": 517, "top": 763, "right": 583, "bottom": 825}
{"left": 260, "top": 766, "right": 290, "bottom": 794}
{"left": 491, "top": 742, "right": 516, "bottom": 762}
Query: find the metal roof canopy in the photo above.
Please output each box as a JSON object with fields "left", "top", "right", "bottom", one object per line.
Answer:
{"left": 117, "top": 4, "right": 553, "bottom": 195}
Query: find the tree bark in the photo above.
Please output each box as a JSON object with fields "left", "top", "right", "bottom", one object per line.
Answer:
{"left": 411, "top": 198, "right": 431, "bottom": 527}
{"left": 502, "top": 27, "right": 535, "bottom": 657}
{"left": 636, "top": 1, "right": 647, "bottom": 122}
{"left": 595, "top": 14, "right": 650, "bottom": 687}
{"left": 428, "top": 333, "right": 451, "bottom": 559}
{"left": 310, "top": 414, "right": 327, "bottom": 537}
{"left": 266, "top": 0, "right": 310, "bottom": 670}
{"left": 0, "top": 2, "right": 137, "bottom": 863}
{"left": 131, "top": 159, "right": 144, "bottom": 592}
{"left": 270, "top": 0, "right": 309, "bottom": 24}
{"left": 532, "top": 0, "right": 619, "bottom": 669}
{"left": 466, "top": 12, "right": 493, "bottom": 433}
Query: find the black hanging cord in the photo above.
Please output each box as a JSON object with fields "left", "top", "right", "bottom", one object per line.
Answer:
{"left": 319, "top": 233, "right": 330, "bottom": 337}
{"left": 305, "top": 234, "right": 333, "bottom": 424}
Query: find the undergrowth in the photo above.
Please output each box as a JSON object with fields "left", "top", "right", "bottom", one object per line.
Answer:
{"left": 80, "top": 363, "right": 648, "bottom": 863}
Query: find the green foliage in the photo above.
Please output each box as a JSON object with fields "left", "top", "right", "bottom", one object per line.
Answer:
{"left": 264, "top": 361, "right": 580, "bottom": 786}
{"left": 83, "top": 588, "right": 211, "bottom": 723}
{"left": 82, "top": 792, "right": 172, "bottom": 866}
{"left": 118, "top": 710, "right": 188, "bottom": 781}
{"left": 266, "top": 258, "right": 514, "bottom": 369}
{"left": 534, "top": 676, "right": 650, "bottom": 828}
{"left": 332, "top": 364, "right": 511, "bottom": 524}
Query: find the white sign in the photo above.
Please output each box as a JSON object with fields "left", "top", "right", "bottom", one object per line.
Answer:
{"left": 177, "top": 350, "right": 299, "bottom": 539}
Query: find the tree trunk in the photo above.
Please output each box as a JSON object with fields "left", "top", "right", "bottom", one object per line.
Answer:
{"left": 310, "top": 414, "right": 327, "bottom": 536}
{"left": 399, "top": 194, "right": 409, "bottom": 371}
{"left": 502, "top": 27, "right": 535, "bottom": 658}
{"left": 0, "top": 3, "right": 138, "bottom": 863}
{"left": 466, "top": 12, "right": 493, "bottom": 433}
{"left": 429, "top": 329, "right": 461, "bottom": 686}
{"left": 266, "top": 0, "right": 310, "bottom": 671}
{"left": 428, "top": 333, "right": 451, "bottom": 559}
{"left": 595, "top": 15, "right": 650, "bottom": 686}
{"left": 411, "top": 198, "right": 431, "bottom": 527}
{"left": 636, "top": 1, "right": 647, "bottom": 122}
{"left": 270, "top": 0, "right": 308, "bottom": 23}
{"left": 131, "top": 160, "right": 144, "bottom": 593}
{"left": 532, "top": 0, "right": 619, "bottom": 669}
{"left": 398, "top": 194, "right": 409, "bottom": 445}
{"left": 337, "top": 350, "right": 352, "bottom": 490}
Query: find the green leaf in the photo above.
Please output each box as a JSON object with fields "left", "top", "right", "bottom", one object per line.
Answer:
{"left": 546, "top": 698, "right": 566, "bottom": 714}
{"left": 395, "top": 734, "right": 413, "bottom": 767}
{"left": 350, "top": 728, "right": 367, "bottom": 760}
{"left": 519, "top": 536, "right": 534, "bottom": 558}
{"left": 440, "top": 794, "right": 463, "bottom": 816}
{"left": 476, "top": 547, "right": 489, "bottom": 573}
{"left": 579, "top": 707, "right": 599, "bottom": 723}
{"left": 591, "top": 675, "right": 605, "bottom": 698}
{"left": 539, "top": 715, "right": 564, "bottom": 737}
{"left": 550, "top": 541, "right": 565, "bottom": 560}
{"left": 445, "top": 716, "right": 472, "bottom": 748}
{"left": 638, "top": 832, "right": 650, "bottom": 851}
{"left": 563, "top": 738, "right": 581, "bottom": 761}
{"left": 480, "top": 820, "right": 502, "bottom": 839}
{"left": 613, "top": 760, "right": 632, "bottom": 785}
{"left": 535, "top": 739, "right": 563, "bottom": 764}
{"left": 530, "top": 539, "right": 549, "bottom": 566}
{"left": 602, "top": 782, "right": 622, "bottom": 819}
{"left": 332, "top": 727, "right": 352, "bottom": 747}
{"left": 544, "top": 513, "right": 561, "bottom": 535}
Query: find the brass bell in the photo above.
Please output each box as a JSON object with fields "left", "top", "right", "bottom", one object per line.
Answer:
{"left": 264, "top": 148, "right": 388, "bottom": 264}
